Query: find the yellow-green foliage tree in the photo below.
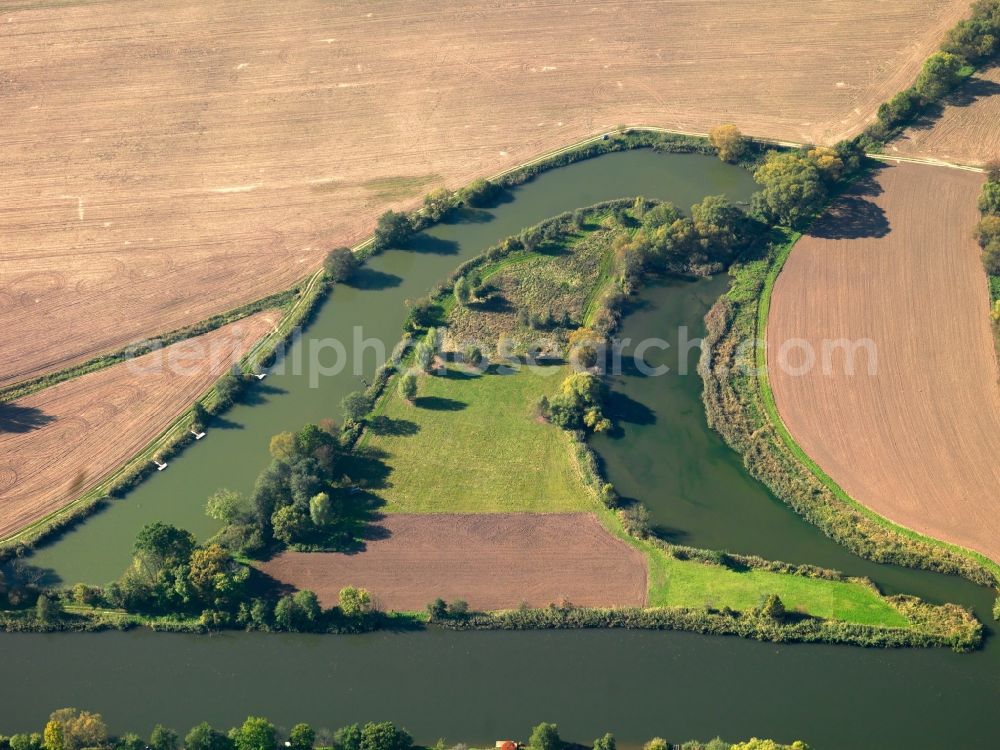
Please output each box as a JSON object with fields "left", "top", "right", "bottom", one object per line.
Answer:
{"left": 709, "top": 124, "right": 748, "bottom": 163}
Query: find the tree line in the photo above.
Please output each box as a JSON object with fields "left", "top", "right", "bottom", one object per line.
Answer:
{"left": 0, "top": 712, "right": 807, "bottom": 750}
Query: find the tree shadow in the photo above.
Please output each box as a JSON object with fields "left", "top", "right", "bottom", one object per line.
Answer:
{"left": 367, "top": 415, "right": 419, "bottom": 437}
{"left": 471, "top": 293, "right": 513, "bottom": 313}
{"left": 239, "top": 381, "right": 288, "bottom": 407}
{"left": 907, "top": 73, "right": 1000, "bottom": 133}
{"left": 209, "top": 413, "right": 245, "bottom": 430}
{"left": 413, "top": 396, "right": 466, "bottom": 411}
{"left": 0, "top": 402, "right": 55, "bottom": 433}
{"left": 406, "top": 234, "right": 461, "bottom": 255}
{"left": 602, "top": 390, "right": 656, "bottom": 438}
{"left": 338, "top": 446, "right": 393, "bottom": 491}
{"left": 346, "top": 268, "right": 403, "bottom": 290}
{"left": 446, "top": 207, "right": 494, "bottom": 225}
{"left": 808, "top": 171, "right": 890, "bottom": 240}
{"left": 650, "top": 522, "right": 691, "bottom": 545}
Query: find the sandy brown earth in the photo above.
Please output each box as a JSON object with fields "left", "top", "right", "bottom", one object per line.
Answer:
{"left": 767, "top": 162, "right": 1000, "bottom": 564}
{"left": 892, "top": 65, "right": 1000, "bottom": 166}
{"left": 0, "top": 0, "right": 972, "bottom": 388}
{"left": 0, "top": 311, "right": 278, "bottom": 540}
{"left": 260, "top": 513, "right": 647, "bottom": 611}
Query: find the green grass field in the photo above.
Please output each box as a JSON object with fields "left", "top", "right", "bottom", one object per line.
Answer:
{"left": 360, "top": 364, "right": 593, "bottom": 513}
{"left": 644, "top": 541, "right": 909, "bottom": 626}
{"left": 357, "top": 359, "right": 913, "bottom": 627}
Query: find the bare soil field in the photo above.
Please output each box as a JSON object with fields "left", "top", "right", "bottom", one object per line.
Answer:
{"left": 892, "top": 65, "right": 1000, "bottom": 165}
{"left": 0, "top": 0, "right": 971, "bottom": 388}
{"left": 767, "top": 162, "right": 1000, "bottom": 563}
{"left": 0, "top": 311, "right": 277, "bottom": 540}
{"left": 260, "top": 513, "right": 647, "bottom": 611}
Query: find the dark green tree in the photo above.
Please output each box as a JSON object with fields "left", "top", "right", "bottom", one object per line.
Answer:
{"left": 324, "top": 247, "right": 360, "bottom": 282}
{"left": 359, "top": 723, "right": 411, "bottom": 750}
{"left": 149, "top": 725, "right": 179, "bottom": 750}
{"left": 528, "top": 723, "right": 561, "bottom": 750}
{"left": 231, "top": 717, "right": 277, "bottom": 750}
{"left": 332, "top": 725, "right": 362, "bottom": 750}
{"left": 593, "top": 733, "right": 616, "bottom": 750}
{"left": 373, "top": 211, "right": 413, "bottom": 251}
{"left": 288, "top": 724, "right": 316, "bottom": 750}
{"left": 914, "top": 52, "right": 965, "bottom": 102}
{"left": 341, "top": 391, "right": 373, "bottom": 423}
{"left": 185, "top": 722, "right": 234, "bottom": 750}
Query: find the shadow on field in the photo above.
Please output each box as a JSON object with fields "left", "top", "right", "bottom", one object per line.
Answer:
{"left": 413, "top": 395, "right": 466, "bottom": 411}
{"left": 0, "top": 402, "right": 54, "bottom": 434}
{"left": 908, "top": 69, "right": 1000, "bottom": 130}
{"left": 807, "top": 169, "right": 890, "bottom": 240}
{"left": 367, "top": 415, "right": 419, "bottom": 437}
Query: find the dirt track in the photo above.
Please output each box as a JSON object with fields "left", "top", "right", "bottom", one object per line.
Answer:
{"left": 0, "top": 311, "right": 277, "bottom": 540}
{"left": 767, "top": 162, "right": 1000, "bottom": 563}
{"left": 260, "top": 513, "right": 647, "bottom": 611}
{"left": 893, "top": 66, "right": 1000, "bottom": 166}
{"left": 0, "top": 0, "right": 971, "bottom": 387}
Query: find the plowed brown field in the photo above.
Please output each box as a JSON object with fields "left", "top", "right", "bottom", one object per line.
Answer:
{"left": 893, "top": 66, "right": 1000, "bottom": 166}
{"left": 0, "top": 0, "right": 971, "bottom": 387}
{"left": 767, "top": 162, "right": 1000, "bottom": 563}
{"left": 260, "top": 513, "right": 647, "bottom": 611}
{"left": 0, "top": 311, "right": 278, "bottom": 540}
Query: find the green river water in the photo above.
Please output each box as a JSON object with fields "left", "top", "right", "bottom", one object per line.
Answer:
{"left": 6, "top": 150, "right": 998, "bottom": 748}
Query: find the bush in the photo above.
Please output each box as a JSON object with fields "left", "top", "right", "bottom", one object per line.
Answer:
{"left": 978, "top": 181, "right": 1000, "bottom": 215}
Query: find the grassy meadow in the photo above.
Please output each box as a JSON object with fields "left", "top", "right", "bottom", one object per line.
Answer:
{"left": 360, "top": 363, "right": 592, "bottom": 513}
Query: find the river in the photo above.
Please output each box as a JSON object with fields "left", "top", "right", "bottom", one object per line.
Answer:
{"left": 8, "top": 149, "right": 997, "bottom": 749}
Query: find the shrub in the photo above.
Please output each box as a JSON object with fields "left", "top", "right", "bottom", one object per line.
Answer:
{"left": 978, "top": 181, "right": 1000, "bottom": 214}
{"left": 398, "top": 371, "right": 418, "bottom": 402}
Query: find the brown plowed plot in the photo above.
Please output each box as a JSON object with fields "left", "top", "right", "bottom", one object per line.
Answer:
{"left": 893, "top": 65, "right": 1000, "bottom": 165}
{"left": 260, "top": 513, "right": 647, "bottom": 611}
{"left": 0, "top": 0, "right": 972, "bottom": 388}
{"left": 767, "top": 163, "right": 1000, "bottom": 563}
{"left": 0, "top": 311, "right": 277, "bottom": 540}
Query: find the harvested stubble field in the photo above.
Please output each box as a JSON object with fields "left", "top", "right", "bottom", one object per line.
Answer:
{"left": 767, "top": 162, "right": 1000, "bottom": 564}
{"left": 892, "top": 65, "right": 1000, "bottom": 166}
{"left": 0, "top": 311, "right": 277, "bottom": 541}
{"left": 0, "top": 0, "right": 972, "bottom": 389}
{"left": 261, "top": 512, "right": 648, "bottom": 612}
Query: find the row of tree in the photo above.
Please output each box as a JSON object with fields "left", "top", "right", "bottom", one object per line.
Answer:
{"left": 0, "top": 712, "right": 411, "bottom": 750}
{"left": 859, "top": 0, "right": 1000, "bottom": 148}
{"left": 0, "top": 713, "right": 806, "bottom": 750}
